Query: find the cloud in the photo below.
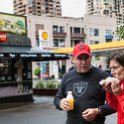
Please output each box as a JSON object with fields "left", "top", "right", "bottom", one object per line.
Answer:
{"left": 61, "top": 0, "right": 86, "bottom": 18}
{"left": 0, "top": 0, "right": 13, "bottom": 13}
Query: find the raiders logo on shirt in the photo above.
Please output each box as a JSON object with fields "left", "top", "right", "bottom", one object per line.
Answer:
{"left": 73, "top": 81, "right": 88, "bottom": 96}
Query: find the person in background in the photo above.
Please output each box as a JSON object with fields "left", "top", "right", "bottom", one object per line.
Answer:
{"left": 54, "top": 43, "right": 115, "bottom": 124}
{"left": 15, "top": 59, "right": 24, "bottom": 93}
{"left": 68, "top": 57, "right": 75, "bottom": 71}
{"left": 100, "top": 50, "right": 124, "bottom": 124}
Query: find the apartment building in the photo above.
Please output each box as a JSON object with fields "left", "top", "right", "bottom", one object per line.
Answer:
{"left": 86, "top": 0, "right": 124, "bottom": 25}
{"left": 13, "top": 0, "right": 61, "bottom": 17}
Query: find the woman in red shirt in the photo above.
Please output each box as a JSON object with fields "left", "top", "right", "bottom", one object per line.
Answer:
{"left": 100, "top": 50, "right": 124, "bottom": 124}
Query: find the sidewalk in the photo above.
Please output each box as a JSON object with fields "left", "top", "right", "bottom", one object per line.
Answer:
{"left": 0, "top": 86, "right": 32, "bottom": 98}
{"left": 33, "top": 95, "right": 54, "bottom": 104}
{"left": 0, "top": 95, "right": 54, "bottom": 110}
{"left": 0, "top": 96, "right": 117, "bottom": 124}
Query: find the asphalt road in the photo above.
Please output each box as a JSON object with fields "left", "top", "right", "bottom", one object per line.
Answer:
{"left": 0, "top": 96, "right": 117, "bottom": 124}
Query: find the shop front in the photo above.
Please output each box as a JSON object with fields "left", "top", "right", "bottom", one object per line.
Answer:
{"left": 0, "top": 32, "right": 69, "bottom": 103}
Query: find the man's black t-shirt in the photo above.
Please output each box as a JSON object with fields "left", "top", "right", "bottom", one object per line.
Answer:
{"left": 54, "top": 66, "right": 115, "bottom": 124}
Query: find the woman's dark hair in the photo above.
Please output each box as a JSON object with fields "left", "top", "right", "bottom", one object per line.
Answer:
{"left": 108, "top": 50, "right": 124, "bottom": 67}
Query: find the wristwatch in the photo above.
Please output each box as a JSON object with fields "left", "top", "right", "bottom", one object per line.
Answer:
{"left": 98, "top": 107, "right": 103, "bottom": 115}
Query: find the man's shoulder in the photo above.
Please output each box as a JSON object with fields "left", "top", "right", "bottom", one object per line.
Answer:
{"left": 66, "top": 68, "right": 76, "bottom": 75}
{"left": 62, "top": 69, "right": 76, "bottom": 79}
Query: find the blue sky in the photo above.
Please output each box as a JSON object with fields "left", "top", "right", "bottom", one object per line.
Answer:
{"left": 0, "top": 0, "right": 86, "bottom": 18}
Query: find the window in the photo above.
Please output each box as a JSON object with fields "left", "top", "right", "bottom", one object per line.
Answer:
{"left": 59, "top": 27, "right": 64, "bottom": 33}
{"left": 82, "top": 28, "right": 84, "bottom": 34}
{"left": 53, "top": 26, "right": 58, "bottom": 32}
{"left": 53, "top": 39, "right": 59, "bottom": 47}
{"left": 0, "top": 59, "right": 13, "bottom": 82}
{"left": 89, "top": 28, "right": 99, "bottom": 36}
{"left": 106, "top": 29, "right": 111, "bottom": 35}
{"left": 74, "top": 27, "right": 80, "bottom": 33}
{"left": 89, "top": 40, "right": 99, "bottom": 44}
{"left": 70, "top": 27, "right": 84, "bottom": 34}
{"left": 36, "top": 35, "right": 39, "bottom": 46}
{"left": 53, "top": 39, "right": 65, "bottom": 47}
{"left": 89, "top": 40, "right": 94, "bottom": 44}
{"left": 27, "top": 62, "right": 32, "bottom": 79}
{"left": 89, "top": 28, "right": 94, "bottom": 36}
{"left": 59, "top": 39, "right": 65, "bottom": 47}
{"left": 94, "top": 29, "right": 99, "bottom": 36}
{"left": 0, "top": 60, "right": 10, "bottom": 75}
{"left": 70, "top": 27, "right": 72, "bottom": 33}
{"left": 53, "top": 26, "right": 65, "bottom": 33}
{"left": 95, "top": 41, "right": 99, "bottom": 44}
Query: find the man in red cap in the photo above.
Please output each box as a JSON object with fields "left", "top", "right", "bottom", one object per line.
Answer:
{"left": 54, "top": 43, "right": 115, "bottom": 124}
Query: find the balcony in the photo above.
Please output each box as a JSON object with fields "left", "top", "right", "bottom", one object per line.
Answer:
{"left": 53, "top": 32, "right": 66, "bottom": 37}
{"left": 70, "top": 33, "right": 86, "bottom": 38}
{"left": 105, "top": 35, "right": 113, "bottom": 39}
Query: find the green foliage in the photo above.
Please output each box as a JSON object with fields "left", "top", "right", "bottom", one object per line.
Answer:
{"left": 116, "top": 26, "right": 124, "bottom": 40}
{"left": 34, "top": 68, "right": 41, "bottom": 76}
{"left": 46, "top": 82, "right": 56, "bottom": 89}
{"left": 35, "top": 82, "right": 44, "bottom": 88}
{"left": 35, "top": 80, "right": 60, "bottom": 89}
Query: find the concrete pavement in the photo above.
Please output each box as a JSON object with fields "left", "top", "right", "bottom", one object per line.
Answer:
{"left": 0, "top": 96, "right": 117, "bottom": 124}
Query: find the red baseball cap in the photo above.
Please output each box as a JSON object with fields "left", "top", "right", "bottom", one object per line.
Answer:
{"left": 72, "top": 43, "right": 91, "bottom": 57}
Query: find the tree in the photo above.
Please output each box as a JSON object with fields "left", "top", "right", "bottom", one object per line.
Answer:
{"left": 116, "top": 26, "right": 124, "bottom": 40}
{"left": 34, "top": 68, "right": 41, "bottom": 77}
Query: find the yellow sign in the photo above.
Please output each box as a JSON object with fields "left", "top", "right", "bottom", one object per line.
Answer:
{"left": 39, "top": 30, "right": 49, "bottom": 42}
{"left": 52, "top": 41, "right": 124, "bottom": 53}
{"left": 42, "top": 31, "right": 48, "bottom": 40}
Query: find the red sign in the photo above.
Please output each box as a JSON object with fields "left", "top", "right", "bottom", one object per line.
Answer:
{"left": 0, "top": 32, "right": 7, "bottom": 42}
{"left": 43, "top": 73, "right": 49, "bottom": 78}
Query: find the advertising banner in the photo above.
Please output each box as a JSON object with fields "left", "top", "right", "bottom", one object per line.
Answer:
{"left": 0, "top": 12, "right": 27, "bottom": 35}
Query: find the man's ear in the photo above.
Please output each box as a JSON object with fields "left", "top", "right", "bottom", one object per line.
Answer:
{"left": 71, "top": 57, "right": 75, "bottom": 64}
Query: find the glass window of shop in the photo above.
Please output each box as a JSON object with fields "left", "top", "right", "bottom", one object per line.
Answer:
{"left": 0, "top": 59, "right": 32, "bottom": 83}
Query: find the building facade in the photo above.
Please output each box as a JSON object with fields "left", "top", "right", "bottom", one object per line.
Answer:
{"left": 84, "top": 14, "right": 117, "bottom": 44}
{"left": 27, "top": 14, "right": 117, "bottom": 48}
{"left": 86, "top": 0, "right": 124, "bottom": 25}
{"left": 13, "top": 0, "right": 61, "bottom": 17}
{"left": 27, "top": 14, "right": 117, "bottom": 73}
